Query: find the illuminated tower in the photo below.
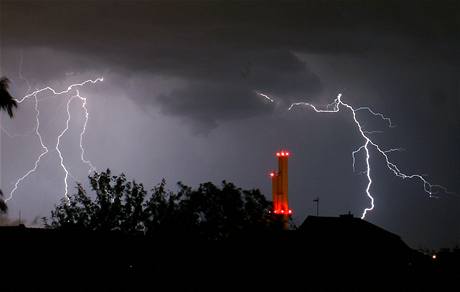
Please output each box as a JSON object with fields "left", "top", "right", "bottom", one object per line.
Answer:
{"left": 270, "top": 151, "right": 292, "bottom": 218}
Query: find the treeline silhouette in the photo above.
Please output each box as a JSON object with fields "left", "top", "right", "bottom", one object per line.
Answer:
{"left": 0, "top": 171, "right": 454, "bottom": 291}
{"left": 43, "top": 169, "right": 288, "bottom": 238}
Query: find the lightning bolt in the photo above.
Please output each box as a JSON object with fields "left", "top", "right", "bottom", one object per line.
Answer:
{"left": 55, "top": 93, "right": 76, "bottom": 202}
{"left": 5, "top": 77, "right": 103, "bottom": 203}
{"left": 5, "top": 93, "right": 48, "bottom": 202}
{"left": 78, "top": 90, "right": 96, "bottom": 174}
{"left": 15, "top": 78, "right": 103, "bottom": 103}
{"left": 264, "top": 92, "right": 453, "bottom": 219}
{"left": 255, "top": 91, "right": 275, "bottom": 103}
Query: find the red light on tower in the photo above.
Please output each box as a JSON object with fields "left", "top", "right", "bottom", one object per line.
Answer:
{"left": 269, "top": 150, "right": 292, "bottom": 228}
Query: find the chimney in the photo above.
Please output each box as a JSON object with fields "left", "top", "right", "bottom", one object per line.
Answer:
{"left": 270, "top": 150, "right": 292, "bottom": 228}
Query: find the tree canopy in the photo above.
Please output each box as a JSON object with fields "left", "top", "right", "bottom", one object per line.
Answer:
{"left": 0, "top": 77, "right": 18, "bottom": 118}
{"left": 0, "top": 76, "right": 16, "bottom": 214}
{"left": 44, "top": 170, "right": 288, "bottom": 239}
{"left": 0, "top": 190, "right": 7, "bottom": 214}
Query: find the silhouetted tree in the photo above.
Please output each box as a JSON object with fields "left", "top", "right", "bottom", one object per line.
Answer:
{"left": 0, "top": 77, "right": 18, "bottom": 118}
{"left": 0, "top": 190, "right": 7, "bottom": 214}
{"left": 44, "top": 170, "right": 148, "bottom": 232}
{"left": 44, "top": 169, "right": 286, "bottom": 238}
{"left": 0, "top": 76, "right": 16, "bottom": 214}
{"left": 171, "top": 181, "right": 282, "bottom": 239}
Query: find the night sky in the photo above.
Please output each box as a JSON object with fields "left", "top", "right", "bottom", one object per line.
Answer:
{"left": 1, "top": 0, "right": 459, "bottom": 248}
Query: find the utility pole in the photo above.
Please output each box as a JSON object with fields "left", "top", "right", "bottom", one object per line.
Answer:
{"left": 313, "top": 197, "right": 319, "bottom": 216}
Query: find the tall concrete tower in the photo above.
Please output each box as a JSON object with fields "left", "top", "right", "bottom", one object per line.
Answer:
{"left": 270, "top": 150, "right": 292, "bottom": 217}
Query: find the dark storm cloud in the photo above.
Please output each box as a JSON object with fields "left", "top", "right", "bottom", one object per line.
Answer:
{"left": 155, "top": 49, "right": 321, "bottom": 130}
{"left": 2, "top": 0, "right": 458, "bottom": 130}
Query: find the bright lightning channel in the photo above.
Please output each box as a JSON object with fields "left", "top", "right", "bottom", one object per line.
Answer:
{"left": 78, "top": 90, "right": 96, "bottom": 174}
{"left": 15, "top": 78, "right": 103, "bottom": 103}
{"left": 6, "top": 93, "right": 48, "bottom": 202}
{"left": 56, "top": 94, "right": 73, "bottom": 202}
{"left": 5, "top": 77, "right": 103, "bottom": 203}
{"left": 280, "top": 93, "right": 453, "bottom": 219}
{"left": 255, "top": 91, "right": 275, "bottom": 103}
